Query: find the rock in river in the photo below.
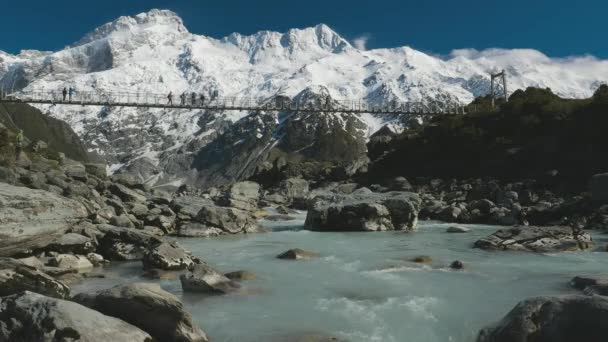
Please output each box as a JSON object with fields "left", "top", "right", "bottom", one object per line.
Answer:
{"left": 0, "top": 291, "right": 152, "bottom": 342}
{"left": 473, "top": 226, "right": 593, "bottom": 252}
{"left": 305, "top": 190, "right": 421, "bottom": 232}
{"left": 180, "top": 263, "right": 240, "bottom": 294}
{"left": 277, "top": 248, "right": 319, "bottom": 260}
{"left": 477, "top": 295, "right": 608, "bottom": 342}
{"left": 74, "top": 282, "right": 207, "bottom": 342}
{"left": 142, "top": 241, "right": 200, "bottom": 271}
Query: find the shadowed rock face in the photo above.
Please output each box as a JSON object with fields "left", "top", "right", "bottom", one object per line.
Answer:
{"left": 0, "top": 102, "right": 94, "bottom": 163}
{"left": 473, "top": 226, "right": 594, "bottom": 252}
{"left": 0, "top": 291, "right": 152, "bottom": 342}
{"left": 73, "top": 282, "right": 207, "bottom": 342}
{"left": 477, "top": 295, "right": 608, "bottom": 342}
{"left": 0, "top": 258, "right": 70, "bottom": 298}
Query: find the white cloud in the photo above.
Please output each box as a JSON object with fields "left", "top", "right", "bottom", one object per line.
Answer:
{"left": 352, "top": 34, "right": 371, "bottom": 51}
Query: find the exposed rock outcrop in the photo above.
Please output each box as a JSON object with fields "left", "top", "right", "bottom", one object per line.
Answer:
{"left": 0, "top": 183, "right": 88, "bottom": 257}
{"left": 473, "top": 226, "right": 593, "bottom": 252}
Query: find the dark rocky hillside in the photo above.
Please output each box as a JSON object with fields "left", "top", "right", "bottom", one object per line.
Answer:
{"left": 365, "top": 85, "right": 608, "bottom": 192}
{"left": 0, "top": 103, "right": 94, "bottom": 163}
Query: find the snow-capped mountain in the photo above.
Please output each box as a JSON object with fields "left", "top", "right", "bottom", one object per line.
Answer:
{"left": 1, "top": 9, "right": 607, "bottom": 188}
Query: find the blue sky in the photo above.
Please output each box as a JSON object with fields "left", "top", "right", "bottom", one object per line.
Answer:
{"left": 2, "top": 0, "right": 606, "bottom": 58}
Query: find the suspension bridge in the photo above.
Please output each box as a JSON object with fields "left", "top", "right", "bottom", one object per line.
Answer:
{"left": 0, "top": 89, "right": 473, "bottom": 116}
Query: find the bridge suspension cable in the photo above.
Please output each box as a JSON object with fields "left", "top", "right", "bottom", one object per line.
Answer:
{"left": 0, "top": 89, "right": 472, "bottom": 116}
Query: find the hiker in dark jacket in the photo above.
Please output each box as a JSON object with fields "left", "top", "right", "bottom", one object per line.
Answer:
{"left": 62, "top": 87, "right": 68, "bottom": 101}
{"left": 191, "top": 92, "right": 197, "bottom": 106}
{"left": 180, "top": 92, "right": 186, "bottom": 105}
{"left": 167, "top": 91, "right": 173, "bottom": 105}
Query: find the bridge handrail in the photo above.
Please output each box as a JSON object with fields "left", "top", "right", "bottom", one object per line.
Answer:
{"left": 2, "top": 88, "right": 470, "bottom": 115}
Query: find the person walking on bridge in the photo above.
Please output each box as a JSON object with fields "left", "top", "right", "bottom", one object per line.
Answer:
{"left": 180, "top": 92, "right": 186, "bottom": 106}
{"left": 68, "top": 87, "right": 74, "bottom": 102}
{"left": 167, "top": 91, "right": 173, "bottom": 105}
{"left": 191, "top": 92, "right": 197, "bottom": 106}
{"left": 62, "top": 87, "right": 67, "bottom": 101}
{"left": 200, "top": 94, "right": 206, "bottom": 106}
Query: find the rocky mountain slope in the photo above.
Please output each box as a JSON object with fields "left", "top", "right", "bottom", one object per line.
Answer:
{"left": 1, "top": 9, "right": 607, "bottom": 188}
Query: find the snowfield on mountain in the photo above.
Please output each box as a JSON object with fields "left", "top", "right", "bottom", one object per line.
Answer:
{"left": 1, "top": 9, "right": 607, "bottom": 188}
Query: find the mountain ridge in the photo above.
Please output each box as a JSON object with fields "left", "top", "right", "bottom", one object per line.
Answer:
{"left": 0, "top": 9, "right": 607, "bottom": 189}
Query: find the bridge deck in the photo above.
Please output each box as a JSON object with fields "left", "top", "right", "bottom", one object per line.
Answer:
{"left": 0, "top": 90, "right": 470, "bottom": 116}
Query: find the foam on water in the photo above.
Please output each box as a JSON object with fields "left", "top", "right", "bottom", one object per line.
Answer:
{"left": 73, "top": 219, "right": 608, "bottom": 342}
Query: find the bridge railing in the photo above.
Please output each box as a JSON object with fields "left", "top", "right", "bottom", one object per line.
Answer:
{"left": 4, "top": 89, "right": 470, "bottom": 115}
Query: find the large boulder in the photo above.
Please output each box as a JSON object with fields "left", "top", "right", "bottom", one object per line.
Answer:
{"left": 171, "top": 196, "right": 214, "bottom": 219}
{"left": 109, "top": 183, "right": 147, "bottom": 203}
{"left": 142, "top": 241, "right": 199, "bottom": 270}
{"left": 0, "top": 291, "right": 152, "bottom": 341}
{"left": 0, "top": 258, "right": 70, "bottom": 298}
{"left": 0, "top": 183, "right": 88, "bottom": 257}
{"left": 473, "top": 226, "right": 593, "bottom": 252}
{"left": 305, "top": 190, "right": 421, "bottom": 231}
{"left": 215, "top": 181, "right": 260, "bottom": 211}
{"left": 180, "top": 264, "right": 240, "bottom": 294}
{"left": 74, "top": 282, "right": 207, "bottom": 342}
{"left": 477, "top": 295, "right": 608, "bottom": 342}
{"left": 194, "top": 205, "right": 264, "bottom": 234}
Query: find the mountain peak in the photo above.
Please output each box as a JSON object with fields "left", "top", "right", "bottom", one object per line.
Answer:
{"left": 72, "top": 9, "right": 188, "bottom": 47}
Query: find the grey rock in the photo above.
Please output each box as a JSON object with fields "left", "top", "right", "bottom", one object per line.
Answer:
{"left": 142, "top": 242, "right": 199, "bottom": 271}
{"left": 177, "top": 222, "right": 224, "bottom": 238}
{"left": 48, "top": 254, "right": 94, "bottom": 270}
{"left": 0, "top": 257, "right": 70, "bottom": 298}
{"left": 477, "top": 295, "right": 608, "bottom": 342}
{"left": 109, "top": 183, "right": 147, "bottom": 203}
{"left": 474, "top": 226, "right": 594, "bottom": 252}
{"left": 43, "top": 233, "right": 96, "bottom": 254}
{"left": 96, "top": 224, "right": 162, "bottom": 261}
{"left": 0, "top": 183, "right": 88, "bottom": 257}
{"left": 571, "top": 275, "right": 608, "bottom": 296}
{"left": 195, "top": 205, "right": 264, "bottom": 234}
{"left": 73, "top": 282, "right": 207, "bottom": 342}
{"left": 110, "top": 214, "right": 135, "bottom": 228}
{"left": 305, "top": 191, "right": 420, "bottom": 232}
{"left": 128, "top": 202, "right": 150, "bottom": 218}
{"left": 0, "top": 291, "right": 152, "bottom": 342}
{"left": 171, "top": 195, "right": 214, "bottom": 218}
{"left": 282, "top": 178, "right": 309, "bottom": 200}
{"left": 85, "top": 163, "right": 108, "bottom": 179}
{"left": 180, "top": 263, "right": 240, "bottom": 294}
{"left": 64, "top": 163, "right": 88, "bottom": 182}
{"left": 20, "top": 172, "right": 48, "bottom": 190}
{"left": 86, "top": 253, "right": 105, "bottom": 266}
{"left": 446, "top": 225, "right": 471, "bottom": 233}
{"left": 277, "top": 248, "right": 319, "bottom": 260}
